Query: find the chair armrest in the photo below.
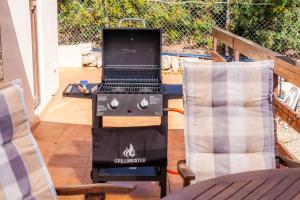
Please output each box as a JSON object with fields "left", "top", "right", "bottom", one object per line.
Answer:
{"left": 56, "top": 183, "right": 136, "bottom": 196}
{"left": 177, "top": 160, "right": 195, "bottom": 187}
{"left": 278, "top": 155, "right": 300, "bottom": 168}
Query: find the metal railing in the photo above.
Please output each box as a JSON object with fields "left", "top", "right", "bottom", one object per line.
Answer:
{"left": 58, "top": 1, "right": 300, "bottom": 60}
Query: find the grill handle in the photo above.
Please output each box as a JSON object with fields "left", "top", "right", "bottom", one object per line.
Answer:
{"left": 118, "top": 18, "right": 146, "bottom": 28}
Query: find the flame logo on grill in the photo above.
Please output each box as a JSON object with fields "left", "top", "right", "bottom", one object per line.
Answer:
{"left": 123, "top": 144, "right": 136, "bottom": 158}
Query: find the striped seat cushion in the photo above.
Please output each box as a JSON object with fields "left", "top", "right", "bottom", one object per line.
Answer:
{"left": 182, "top": 60, "right": 275, "bottom": 183}
{"left": 0, "top": 80, "right": 57, "bottom": 199}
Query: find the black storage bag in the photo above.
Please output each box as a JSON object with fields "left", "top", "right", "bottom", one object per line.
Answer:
{"left": 92, "top": 126, "right": 167, "bottom": 167}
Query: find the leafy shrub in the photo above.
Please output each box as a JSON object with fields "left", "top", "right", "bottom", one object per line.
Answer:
{"left": 58, "top": 0, "right": 300, "bottom": 59}
{"left": 228, "top": 0, "right": 300, "bottom": 58}
{"left": 58, "top": 0, "right": 222, "bottom": 49}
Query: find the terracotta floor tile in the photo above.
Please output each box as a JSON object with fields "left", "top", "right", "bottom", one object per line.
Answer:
{"left": 82, "top": 166, "right": 92, "bottom": 184}
{"left": 57, "top": 135, "right": 92, "bottom": 146}
{"left": 48, "top": 167, "right": 86, "bottom": 185}
{"left": 168, "top": 149, "right": 185, "bottom": 161}
{"left": 38, "top": 144, "right": 60, "bottom": 157}
{"left": 106, "top": 195, "right": 159, "bottom": 200}
{"left": 87, "top": 151, "right": 93, "bottom": 168}
{"left": 33, "top": 128, "right": 65, "bottom": 140}
{"left": 167, "top": 99, "right": 184, "bottom": 130}
{"left": 58, "top": 195, "right": 84, "bottom": 200}
{"left": 106, "top": 195, "right": 132, "bottom": 200}
{"left": 33, "top": 121, "right": 67, "bottom": 130}
{"left": 59, "top": 194, "right": 160, "bottom": 200}
{"left": 168, "top": 129, "right": 185, "bottom": 169}
{"left": 54, "top": 145, "right": 91, "bottom": 157}
{"left": 47, "top": 156, "right": 89, "bottom": 168}
{"left": 64, "top": 124, "right": 91, "bottom": 134}
{"left": 33, "top": 122, "right": 66, "bottom": 144}
{"left": 33, "top": 127, "right": 65, "bottom": 137}
{"left": 168, "top": 175, "right": 184, "bottom": 194}
{"left": 35, "top": 136, "right": 63, "bottom": 146}
{"left": 107, "top": 182, "right": 160, "bottom": 197}
{"left": 162, "top": 72, "right": 182, "bottom": 84}
{"left": 43, "top": 98, "right": 93, "bottom": 125}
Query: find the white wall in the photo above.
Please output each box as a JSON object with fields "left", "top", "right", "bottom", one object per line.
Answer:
{"left": 0, "top": 0, "right": 35, "bottom": 119}
{"left": 0, "top": 0, "right": 59, "bottom": 120}
{"left": 35, "top": 0, "right": 59, "bottom": 114}
{"left": 5, "top": 0, "right": 35, "bottom": 94}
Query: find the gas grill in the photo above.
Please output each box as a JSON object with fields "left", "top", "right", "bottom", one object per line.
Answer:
{"left": 95, "top": 27, "right": 163, "bottom": 117}
{"left": 91, "top": 20, "right": 168, "bottom": 198}
{"left": 62, "top": 18, "right": 183, "bottom": 198}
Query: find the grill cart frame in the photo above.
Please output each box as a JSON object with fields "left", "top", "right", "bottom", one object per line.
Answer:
{"left": 92, "top": 19, "right": 168, "bottom": 198}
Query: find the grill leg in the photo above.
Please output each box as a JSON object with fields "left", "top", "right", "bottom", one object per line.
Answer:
{"left": 85, "top": 193, "right": 106, "bottom": 200}
{"left": 160, "top": 98, "right": 168, "bottom": 198}
{"left": 91, "top": 165, "right": 99, "bottom": 183}
{"left": 160, "top": 164, "right": 167, "bottom": 198}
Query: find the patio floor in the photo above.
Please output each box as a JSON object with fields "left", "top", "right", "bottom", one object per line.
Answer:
{"left": 32, "top": 67, "right": 299, "bottom": 199}
{"left": 33, "top": 67, "right": 185, "bottom": 200}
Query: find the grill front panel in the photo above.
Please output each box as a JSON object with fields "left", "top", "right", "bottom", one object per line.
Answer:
{"left": 96, "top": 93, "right": 163, "bottom": 116}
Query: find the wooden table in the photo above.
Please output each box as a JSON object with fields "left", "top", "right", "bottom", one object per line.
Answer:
{"left": 163, "top": 169, "right": 300, "bottom": 200}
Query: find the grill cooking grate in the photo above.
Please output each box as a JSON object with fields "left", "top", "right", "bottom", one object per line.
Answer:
{"left": 104, "top": 65, "right": 160, "bottom": 81}
{"left": 100, "top": 65, "right": 161, "bottom": 94}
{"left": 98, "top": 81, "right": 161, "bottom": 94}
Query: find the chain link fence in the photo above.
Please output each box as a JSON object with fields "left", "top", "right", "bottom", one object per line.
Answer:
{"left": 58, "top": 0, "right": 300, "bottom": 60}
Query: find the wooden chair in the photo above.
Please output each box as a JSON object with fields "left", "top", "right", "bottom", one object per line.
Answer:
{"left": 210, "top": 50, "right": 227, "bottom": 62}
{"left": 0, "top": 80, "right": 135, "bottom": 200}
{"left": 169, "top": 60, "right": 300, "bottom": 187}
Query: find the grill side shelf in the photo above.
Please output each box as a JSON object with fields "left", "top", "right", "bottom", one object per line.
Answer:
{"left": 63, "top": 83, "right": 99, "bottom": 99}
{"left": 62, "top": 83, "right": 183, "bottom": 99}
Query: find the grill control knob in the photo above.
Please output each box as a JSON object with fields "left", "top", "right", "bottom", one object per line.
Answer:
{"left": 139, "top": 98, "right": 149, "bottom": 109}
{"left": 110, "top": 98, "right": 119, "bottom": 109}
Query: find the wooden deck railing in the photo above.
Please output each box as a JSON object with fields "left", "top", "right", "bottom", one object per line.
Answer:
{"left": 212, "top": 27, "right": 300, "bottom": 135}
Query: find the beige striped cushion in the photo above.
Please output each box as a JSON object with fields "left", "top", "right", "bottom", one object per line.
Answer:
{"left": 182, "top": 60, "right": 275, "bottom": 183}
{"left": 0, "top": 80, "right": 57, "bottom": 199}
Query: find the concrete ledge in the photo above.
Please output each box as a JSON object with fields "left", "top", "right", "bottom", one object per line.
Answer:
{"left": 58, "top": 45, "right": 82, "bottom": 68}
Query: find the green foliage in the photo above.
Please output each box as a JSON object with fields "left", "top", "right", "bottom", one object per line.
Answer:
{"left": 58, "top": 0, "right": 300, "bottom": 58}
{"left": 58, "top": 0, "right": 221, "bottom": 48}
{"left": 228, "top": 0, "right": 300, "bottom": 58}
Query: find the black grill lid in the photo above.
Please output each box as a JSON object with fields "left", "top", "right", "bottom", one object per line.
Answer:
{"left": 102, "top": 28, "right": 161, "bottom": 81}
